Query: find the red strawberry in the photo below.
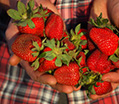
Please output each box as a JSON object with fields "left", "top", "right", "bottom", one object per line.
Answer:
{"left": 89, "top": 28, "right": 118, "bottom": 55}
{"left": 112, "top": 60, "right": 119, "bottom": 68}
{"left": 87, "top": 49, "right": 115, "bottom": 74}
{"left": 7, "top": 0, "right": 45, "bottom": 37}
{"left": 93, "top": 81, "right": 112, "bottom": 95}
{"left": 43, "top": 8, "right": 53, "bottom": 19}
{"left": 37, "top": 47, "right": 58, "bottom": 72}
{"left": 70, "top": 24, "right": 87, "bottom": 50}
{"left": 11, "top": 34, "right": 42, "bottom": 62}
{"left": 81, "top": 67, "right": 88, "bottom": 74}
{"left": 63, "top": 31, "right": 69, "bottom": 39}
{"left": 62, "top": 39, "right": 75, "bottom": 52}
{"left": 45, "top": 13, "right": 64, "bottom": 40}
{"left": 76, "top": 51, "right": 86, "bottom": 67}
{"left": 87, "top": 38, "right": 96, "bottom": 51}
{"left": 78, "top": 29, "right": 88, "bottom": 49}
{"left": 54, "top": 62, "right": 80, "bottom": 85}
{"left": 18, "top": 17, "right": 44, "bottom": 37}
{"left": 37, "top": 39, "right": 73, "bottom": 72}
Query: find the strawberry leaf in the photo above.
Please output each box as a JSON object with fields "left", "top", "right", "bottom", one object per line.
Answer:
{"left": 38, "top": 52, "right": 46, "bottom": 58}
{"left": 17, "top": 1, "right": 26, "bottom": 16}
{"left": 7, "top": 9, "right": 21, "bottom": 20}
{"left": 90, "top": 85, "right": 96, "bottom": 94}
{"left": 80, "top": 40, "right": 87, "bottom": 45}
{"left": 75, "top": 24, "right": 81, "bottom": 35}
{"left": 32, "top": 41, "right": 40, "bottom": 51}
{"left": 33, "top": 7, "right": 39, "bottom": 14}
{"left": 109, "top": 54, "right": 119, "bottom": 62}
{"left": 44, "top": 39, "right": 56, "bottom": 49}
{"left": 32, "top": 13, "right": 42, "bottom": 18}
{"left": 27, "top": 0, "right": 35, "bottom": 11}
{"left": 44, "top": 51, "right": 56, "bottom": 60}
{"left": 27, "top": 19, "right": 35, "bottom": 29}
{"left": 55, "top": 57, "right": 62, "bottom": 67}
{"left": 61, "top": 54, "right": 72, "bottom": 65}
{"left": 32, "top": 52, "right": 39, "bottom": 57}
{"left": 77, "top": 56, "right": 82, "bottom": 65}
{"left": 70, "top": 29, "right": 75, "bottom": 36}
{"left": 84, "top": 49, "right": 89, "bottom": 55}
{"left": 17, "top": 20, "right": 28, "bottom": 26}
{"left": 31, "top": 58, "right": 40, "bottom": 71}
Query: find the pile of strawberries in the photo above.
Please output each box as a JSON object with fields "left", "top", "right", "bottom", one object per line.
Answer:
{"left": 7, "top": 0, "right": 119, "bottom": 96}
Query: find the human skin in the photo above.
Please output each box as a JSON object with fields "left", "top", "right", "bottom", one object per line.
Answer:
{"left": 5, "top": 0, "right": 119, "bottom": 96}
{"left": 88, "top": 0, "right": 119, "bottom": 100}
{"left": 5, "top": 0, "right": 79, "bottom": 94}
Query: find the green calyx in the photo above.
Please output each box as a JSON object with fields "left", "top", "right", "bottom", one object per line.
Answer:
{"left": 31, "top": 39, "right": 46, "bottom": 71}
{"left": 38, "top": 5, "right": 51, "bottom": 21}
{"left": 43, "top": 39, "right": 73, "bottom": 67}
{"left": 7, "top": 0, "right": 43, "bottom": 29}
{"left": 70, "top": 24, "right": 87, "bottom": 49}
{"left": 79, "top": 71, "right": 103, "bottom": 96}
{"left": 31, "top": 41, "right": 44, "bottom": 57}
{"left": 88, "top": 13, "right": 117, "bottom": 31}
{"left": 80, "top": 71, "right": 101, "bottom": 86}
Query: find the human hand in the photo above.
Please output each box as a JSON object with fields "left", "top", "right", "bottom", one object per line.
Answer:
{"left": 89, "top": 70, "right": 119, "bottom": 100}
{"left": 88, "top": 0, "right": 119, "bottom": 99}
{"left": 6, "top": 21, "right": 81, "bottom": 93}
{"left": 6, "top": 0, "right": 80, "bottom": 93}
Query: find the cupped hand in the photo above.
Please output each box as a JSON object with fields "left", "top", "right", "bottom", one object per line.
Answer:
{"left": 6, "top": 16, "right": 80, "bottom": 95}
{"left": 88, "top": 0, "right": 119, "bottom": 100}
{"left": 90, "top": 70, "right": 119, "bottom": 100}
{"left": 9, "top": 54, "right": 81, "bottom": 93}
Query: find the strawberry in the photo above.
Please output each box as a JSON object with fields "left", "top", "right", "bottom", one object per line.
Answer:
{"left": 70, "top": 24, "right": 87, "bottom": 50}
{"left": 112, "top": 60, "right": 119, "bottom": 68}
{"left": 18, "top": 17, "right": 44, "bottom": 37}
{"left": 63, "top": 31, "right": 69, "bottom": 39}
{"left": 76, "top": 51, "right": 86, "bottom": 67}
{"left": 89, "top": 28, "right": 118, "bottom": 56}
{"left": 82, "top": 72, "right": 112, "bottom": 95}
{"left": 54, "top": 62, "right": 80, "bottom": 86}
{"left": 92, "top": 81, "right": 112, "bottom": 95}
{"left": 87, "top": 49, "right": 115, "bottom": 74}
{"left": 11, "top": 34, "right": 42, "bottom": 62}
{"left": 45, "top": 13, "right": 64, "bottom": 40}
{"left": 7, "top": 0, "right": 45, "bottom": 37}
{"left": 33, "top": 39, "right": 73, "bottom": 71}
{"left": 37, "top": 47, "right": 58, "bottom": 72}
{"left": 78, "top": 28, "right": 88, "bottom": 49}
{"left": 87, "top": 38, "right": 96, "bottom": 51}
{"left": 42, "top": 8, "right": 53, "bottom": 19}
{"left": 62, "top": 39, "right": 75, "bottom": 52}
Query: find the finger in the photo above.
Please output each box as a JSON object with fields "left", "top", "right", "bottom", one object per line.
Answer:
{"left": 88, "top": 0, "right": 108, "bottom": 30}
{"left": 20, "top": 60, "right": 57, "bottom": 85}
{"left": 90, "top": 82, "right": 119, "bottom": 100}
{"left": 107, "top": 0, "right": 119, "bottom": 28}
{"left": 73, "top": 85, "right": 81, "bottom": 91}
{"left": 9, "top": 54, "right": 21, "bottom": 66}
{"left": 39, "top": 74, "right": 57, "bottom": 85}
{"left": 51, "top": 84, "right": 74, "bottom": 94}
{"left": 102, "top": 70, "right": 119, "bottom": 83}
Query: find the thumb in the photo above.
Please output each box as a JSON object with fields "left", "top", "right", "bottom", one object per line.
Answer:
{"left": 9, "top": 54, "right": 21, "bottom": 66}
{"left": 102, "top": 70, "right": 119, "bottom": 83}
{"left": 107, "top": 0, "right": 119, "bottom": 28}
{"left": 88, "top": 0, "right": 108, "bottom": 30}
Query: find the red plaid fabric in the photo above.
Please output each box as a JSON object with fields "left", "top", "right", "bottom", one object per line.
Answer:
{"left": 55, "top": 0, "right": 92, "bottom": 31}
{"left": 54, "top": 0, "right": 119, "bottom": 104}
{"left": 0, "top": 0, "right": 119, "bottom": 104}
{"left": 0, "top": 42, "right": 59, "bottom": 104}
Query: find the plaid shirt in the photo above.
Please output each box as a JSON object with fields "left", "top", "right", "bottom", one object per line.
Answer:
{"left": 0, "top": 0, "right": 119, "bottom": 104}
